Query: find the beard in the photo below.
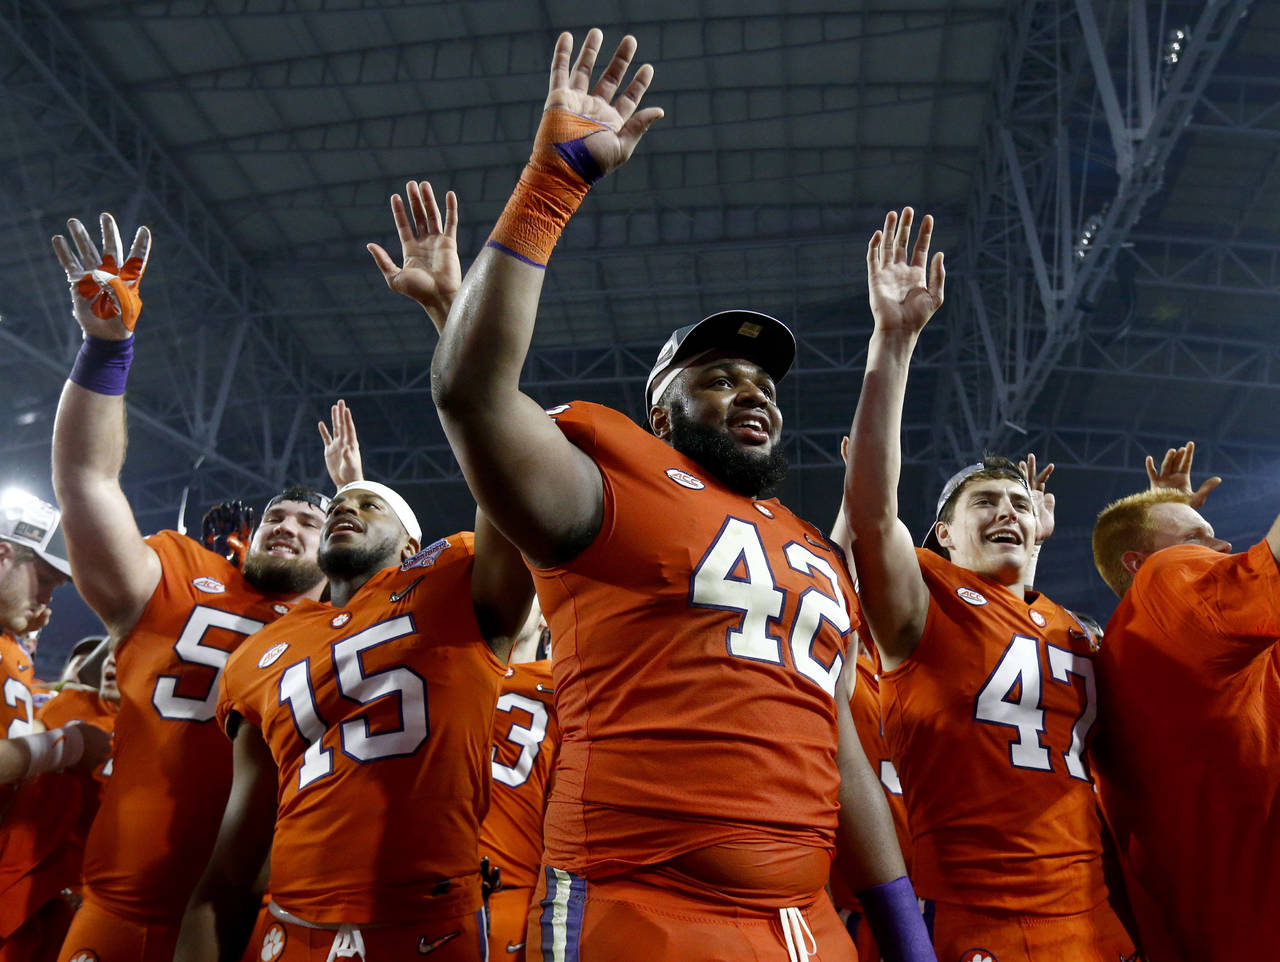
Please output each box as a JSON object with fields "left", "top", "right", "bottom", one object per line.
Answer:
{"left": 241, "top": 550, "right": 325, "bottom": 596}
{"left": 318, "top": 533, "right": 402, "bottom": 581}
{"left": 667, "top": 402, "right": 789, "bottom": 498}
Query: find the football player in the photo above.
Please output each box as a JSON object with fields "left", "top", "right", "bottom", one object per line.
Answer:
{"left": 420, "top": 29, "right": 931, "bottom": 962}
{"left": 842, "top": 208, "right": 1136, "bottom": 960}
{"left": 49, "top": 212, "right": 331, "bottom": 962}
{"left": 178, "top": 480, "right": 531, "bottom": 962}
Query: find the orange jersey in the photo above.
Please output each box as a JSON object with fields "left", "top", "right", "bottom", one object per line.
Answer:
{"left": 219, "top": 532, "right": 505, "bottom": 925}
{"left": 878, "top": 549, "right": 1107, "bottom": 915}
{"left": 479, "top": 660, "right": 559, "bottom": 891}
{"left": 80, "top": 530, "right": 295, "bottom": 922}
{"left": 534, "top": 402, "right": 858, "bottom": 890}
{"left": 0, "top": 690, "right": 117, "bottom": 939}
{"left": 0, "top": 631, "right": 36, "bottom": 738}
{"left": 1090, "top": 540, "right": 1280, "bottom": 960}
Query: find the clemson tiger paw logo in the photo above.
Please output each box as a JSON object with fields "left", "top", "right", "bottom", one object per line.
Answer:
{"left": 959, "top": 952, "right": 997, "bottom": 962}
{"left": 261, "top": 923, "right": 286, "bottom": 961}
{"left": 69, "top": 952, "right": 99, "bottom": 962}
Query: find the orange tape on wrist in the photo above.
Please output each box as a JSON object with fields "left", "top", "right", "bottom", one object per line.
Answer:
{"left": 488, "top": 108, "right": 611, "bottom": 268}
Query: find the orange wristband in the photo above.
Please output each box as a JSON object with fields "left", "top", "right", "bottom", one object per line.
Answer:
{"left": 488, "top": 108, "right": 611, "bottom": 268}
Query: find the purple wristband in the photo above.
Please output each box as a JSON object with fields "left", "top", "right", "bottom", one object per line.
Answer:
{"left": 69, "top": 335, "right": 134, "bottom": 396}
{"left": 857, "top": 875, "right": 936, "bottom": 962}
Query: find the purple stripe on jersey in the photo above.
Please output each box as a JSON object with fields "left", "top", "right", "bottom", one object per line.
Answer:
{"left": 565, "top": 872, "right": 586, "bottom": 962}
{"left": 476, "top": 906, "right": 490, "bottom": 962}
{"left": 539, "top": 867, "right": 558, "bottom": 960}
{"left": 539, "top": 866, "right": 585, "bottom": 962}
{"left": 485, "top": 239, "right": 548, "bottom": 269}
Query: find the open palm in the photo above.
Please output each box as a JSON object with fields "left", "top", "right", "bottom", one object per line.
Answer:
{"left": 367, "top": 180, "right": 460, "bottom": 332}
{"left": 866, "top": 207, "right": 945, "bottom": 337}
{"left": 541, "top": 29, "right": 664, "bottom": 177}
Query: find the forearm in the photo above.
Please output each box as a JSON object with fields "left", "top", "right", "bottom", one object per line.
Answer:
{"left": 52, "top": 381, "right": 127, "bottom": 490}
{"left": 0, "top": 738, "right": 31, "bottom": 784}
{"left": 834, "top": 697, "right": 907, "bottom": 889}
{"left": 844, "top": 330, "right": 917, "bottom": 537}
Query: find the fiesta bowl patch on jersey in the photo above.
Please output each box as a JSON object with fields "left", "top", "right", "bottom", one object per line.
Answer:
{"left": 192, "top": 576, "right": 226, "bottom": 593}
{"left": 258, "top": 642, "right": 290, "bottom": 669}
{"left": 401, "top": 537, "right": 450, "bottom": 570}
{"left": 665, "top": 468, "right": 705, "bottom": 490}
{"left": 956, "top": 587, "right": 987, "bottom": 606}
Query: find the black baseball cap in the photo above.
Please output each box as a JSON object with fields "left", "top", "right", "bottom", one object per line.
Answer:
{"left": 645, "top": 310, "right": 796, "bottom": 409}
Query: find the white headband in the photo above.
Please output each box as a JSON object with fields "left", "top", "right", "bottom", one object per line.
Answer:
{"left": 333, "top": 480, "right": 421, "bottom": 544}
{"left": 647, "top": 349, "right": 716, "bottom": 409}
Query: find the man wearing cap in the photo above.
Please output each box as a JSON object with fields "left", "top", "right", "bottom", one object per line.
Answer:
{"left": 423, "top": 29, "right": 931, "bottom": 962}
{"left": 177, "top": 479, "right": 530, "bottom": 962}
{"left": 843, "top": 208, "right": 1135, "bottom": 959}
{"left": 48, "top": 211, "right": 336, "bottom": 961}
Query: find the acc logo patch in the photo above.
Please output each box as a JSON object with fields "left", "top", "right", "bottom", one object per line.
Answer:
{"left": 257, "top": 642, "right": 289, "bottom": 669}
{"left": 544, "top": 403, "right": 571, "bottom": 417}
{"left": 956, "top": 587, "right": 988, "bottom": 607}
{"left": 754, "top": 503, "right": 775, "bottom": 518}
{"left": 272, "top": 603, "right": 289, "bottom": 615}
{"left": 959, "top": 951, "right": 997, "bottom": 962}
{"left": 260, "top": 922, "right": 287, "bottom": 961}
{"left": 401, "top": 537, "right": 451, "bottom": 570}
{"left": 1028, "top": 609, "right": 1047, "bottom": 628}
{"left": 330, "top": 612, "right": 352, "bottom": 629}
{"left": 68, "top": 953, "right": 100, "bottom": 962}
{"left": 665, "top": 468, "right": 705, "bottom": 490}
{"left": 192, "top": 576, "right": 226, "bottom": 594}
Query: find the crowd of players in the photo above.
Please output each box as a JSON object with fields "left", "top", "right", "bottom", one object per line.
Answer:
{"left": 0, "top": 27, "right": 1275, "bottom": 962}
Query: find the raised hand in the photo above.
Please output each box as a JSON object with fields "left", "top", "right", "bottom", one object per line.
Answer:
{"left": 866, "top": 207, "right": 945, "bottom": 338}
{"left": 1019, "top": 453, "right": 1056, "bottom": 544}
{"left": 319, "top": 398, "right": 363, "bottom": 487}
{"left": 1145, "top": 441, "right": 1221, "bottom": 508}
{"left": 52, "top": 213, "right": 150, "bottom": 340}
{"left": 367, "top": 181, "right": 460, "bottom": 332}
{"left": 541, "top": 29, "right": 664, "bottom": 179}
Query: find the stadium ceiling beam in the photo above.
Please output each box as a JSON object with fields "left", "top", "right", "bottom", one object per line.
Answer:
{"left": 1125, "top": 231, "right": 1280, "bottom": 297}
{"left": 936, "top": 0, "right": 1251, "bottom": 479}
{"left": 124, "top": 10, "right": 1002, "bottom": 92}
{"left": 0, "top": 0, "right": 321, "bottom": 482}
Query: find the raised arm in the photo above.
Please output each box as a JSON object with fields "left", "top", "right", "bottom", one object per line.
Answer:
{"left": 176, "top": 719, "right": 277, "bottom": 962}
{"left": 50, "top": 213, "right": 162, "bottom": 638}
{"left": 430, "top": 30, "right": 662, "bottom": 568}
{"left": 844, "top": 209, "right": 945, "bottom": 670}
